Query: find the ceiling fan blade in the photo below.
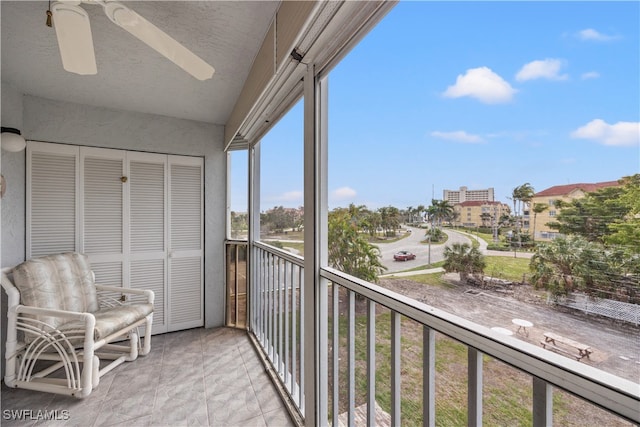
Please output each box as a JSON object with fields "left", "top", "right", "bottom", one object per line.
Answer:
{"left": 51, "top": 2, "right": 97, "bottom": 75}
{"left": 103, "top": 2, "right": 215, "bottom": 81}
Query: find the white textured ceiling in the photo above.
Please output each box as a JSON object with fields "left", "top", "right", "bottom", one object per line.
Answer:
{"left": 1, "top": 1, "right": 280, "bottom": 124}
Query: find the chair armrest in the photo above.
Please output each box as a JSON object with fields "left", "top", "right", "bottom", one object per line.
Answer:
{"left": 2, "top": 269, "right": 21, "bottom": 310}
{"left": 95, "top": 285, "right": 155, "bottom": 304}
{"left": 15, "top": 305, "right": 95, "bottom": 323}
{"left": 12, "top": 305, "right": 96, "bottom": 347}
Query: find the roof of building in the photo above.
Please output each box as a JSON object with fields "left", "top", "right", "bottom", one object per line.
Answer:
{"left": 534, "top": 180, "right": 620, "bottom": 197}
{"left": 456, "top": 201, "right": 505, "bottom": 207}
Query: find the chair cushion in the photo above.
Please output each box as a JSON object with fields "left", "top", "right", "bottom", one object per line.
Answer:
{"left": 60, "top": 303, "right": 154, "bottom": 341}
{"left": 12, "top": 253, "right": 100, "bottom": 331}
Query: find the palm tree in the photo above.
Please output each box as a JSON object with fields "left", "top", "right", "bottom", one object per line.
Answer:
{"left": 405, "top": 206, "right": 414, "bottom": 224}
{"left": 429, "top": 199, "right": 454, "bottom": 228}
{"left": 443, "top": 242, "right": 486, "bottom": 284}
{"left": 531, "top": 203, "right": 548, "bottom": 243}
{"left": 511, "top": 183, "right": 535, "bottom": 247}
{"left": 415, "top": 204, "right": 426, "bottom": 222}
{"left": 363, "top": 211, "right": 382, "bottom": 237}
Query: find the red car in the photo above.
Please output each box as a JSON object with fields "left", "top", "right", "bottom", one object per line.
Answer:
{"left": 394, "top": 251, "right": 416, "bottom": 261}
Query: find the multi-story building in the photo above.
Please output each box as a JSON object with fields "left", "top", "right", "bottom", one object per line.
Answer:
{"left": 444, "top": 186, "right": 494, "bottom": 204}
{"left": 530, "top": 180, "right": 620, "bottom": 241}
{"left": 453, "top": 200, "right": 511, "bottom": 227}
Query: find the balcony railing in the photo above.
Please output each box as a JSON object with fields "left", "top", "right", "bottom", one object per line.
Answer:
{"left": 251, "top": 241, "right": 305, "bottom": 413}
{"left": 250, "top": 243, "right": 639, "bottom": 426}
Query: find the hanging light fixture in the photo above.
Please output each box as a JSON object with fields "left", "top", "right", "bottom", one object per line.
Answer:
{"left": 1, "top": 127, "right": 27, "bottom": 152}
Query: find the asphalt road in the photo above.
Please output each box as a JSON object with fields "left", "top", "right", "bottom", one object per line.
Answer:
{"left": 377, "top": 226, "right": 473, "bottom": 273}
{"left": 377, "top": 226, "right": 535, "bottom": 273}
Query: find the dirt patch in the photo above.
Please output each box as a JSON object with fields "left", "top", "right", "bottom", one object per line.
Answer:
{"left": 379, "top": 273, "right": 640, "bottom": 382}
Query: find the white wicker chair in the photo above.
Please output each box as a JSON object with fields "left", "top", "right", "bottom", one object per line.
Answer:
{"left": 2, "top": 252, "right": 154, "bottom": 398}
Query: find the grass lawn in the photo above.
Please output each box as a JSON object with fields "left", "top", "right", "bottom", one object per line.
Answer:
{"left": 484, "top": 256, "right": 531, "bottom": 282}
{"left": 331, "top": 311, "right": 565, "bottom": 426}
{"left": 329, "top": 305, "right": 619, "bottom": 427}
{"left": 477, "top": 231, "right": 497, "bottom": 245}
{"left": 281, "top": 241, "right": 304, "bottom": 256}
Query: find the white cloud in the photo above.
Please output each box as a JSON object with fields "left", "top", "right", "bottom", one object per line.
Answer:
{"left": 430, "top": 130, "right": 484, "bottom": 144}
{"left": 273, "top": 190, "right": 303, "bottom": 202}
{"left": 581, "top": 71, "right": 600, "bottom": 80}
{"left": 576, "top": 28, "right": 619, "bottom": 42}
{"left": 332, "top": 187, "right": 357, "bottom": 200}
{"left": 571, "top": 119, "right": 640, "bottom": 147}
{"left": 515, "top": 59, "right": 568, "bottom": 82}
{"left": 442, "top": 67, "right": 516, "bottom": 104}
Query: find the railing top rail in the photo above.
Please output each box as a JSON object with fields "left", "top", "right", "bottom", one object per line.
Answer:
{"left": 254, "top": 240, "right": 305, "bottom": 267}
{"left": 321, "top": 266, "right": 640, "bottom": 424}
{"left": 225, "top": 240, "right": 249, "bottom": 246}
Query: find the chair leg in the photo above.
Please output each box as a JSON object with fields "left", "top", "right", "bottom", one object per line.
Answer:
{"left": 92, "top": 355, "right": 100, "bottom": 388}
{"left": 140, "top": 314, "right": 153, "bottom": 356}
{"left": 79, "top": 347, "right": 94, "bottom": 398}
{"left": 124, "top": 331, "right": 139, "bottom": 362}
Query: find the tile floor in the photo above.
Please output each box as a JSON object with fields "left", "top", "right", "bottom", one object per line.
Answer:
{"left": 1, "top": 327, "right": 296, "bottom": 427}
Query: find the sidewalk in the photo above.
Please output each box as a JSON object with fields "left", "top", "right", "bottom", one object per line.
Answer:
{"left": 379, "top": 267, "right": 445, "bottom": 278}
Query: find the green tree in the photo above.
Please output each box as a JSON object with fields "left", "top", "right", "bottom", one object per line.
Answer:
{"left": 529, "top": 236, "right": 640, "bottom": 302}
{"left": 603, "top": 175, "right": 640, "bottom": 251}
{"left": 530, "top": 236, "right": 587, "bottom": 295}
{"left": 405, "top": 206, "right": 414, "bottom": 224}
{"left": 427, "top": 199, "right": 454, "bottom": 229}
{"left": 261, "top": 206, "right": 295, "bottom": 233}
{"left": 328, "top": 209, "right": 386, "bottom": 282}
{"left": 378, "top": 206, "right": 401, "bottom": 237}
{"left": 530, "top": 203, "right": 548, "bottom": 243}
{"left": 511, "top": 183, "right": 535, "bottom": 247}
{"left": 443, "top": 242, "right": 486, "bottom": 284}
{"left": 230, "top": 211, "right": 248, "bottom": 238}
{"left": 547, "top": 177, "right": 635, "bottom": 244}
{"left": 415, "top": 204, "right": 426, "bottom": 223}
{"left": 362, "top": 210, "right": 382, "bottom": 237}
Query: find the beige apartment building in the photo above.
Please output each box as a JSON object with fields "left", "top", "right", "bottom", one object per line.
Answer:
{"left": 443, "top": 186, "right": 494, "bottom": 204}
{"left": 453, "top": 201, "right": 510, "bottom": 227}
{"left": 530, "top": 180, "right": 620, "bottom": 241}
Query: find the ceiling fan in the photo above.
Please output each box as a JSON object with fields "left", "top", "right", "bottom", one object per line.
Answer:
{"left": 49, "top": 1, "right": 215, "bottom": 80}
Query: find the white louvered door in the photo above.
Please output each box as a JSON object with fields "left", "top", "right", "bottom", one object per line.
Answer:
{"left": 27, "top": 142, "right": 79, "bottom": 258}
{"left": 80, "top": 147, "right": 126, "bottom": 289}
{"left": 128, "top": 152, "right": 168, "bottom": 333}
{"left": 27, "top": 142, "right": 204, "bottom": 334}
{"left": 168, "top": 156, "right": 204, "bottom": 331}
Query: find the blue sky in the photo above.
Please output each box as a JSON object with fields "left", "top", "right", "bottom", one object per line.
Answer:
{"left": 232, "top": 1, "right": 640, "bottom": 212}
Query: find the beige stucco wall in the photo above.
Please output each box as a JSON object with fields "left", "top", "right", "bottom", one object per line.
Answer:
{"left": 453, "top": 203, "right": 510, "bottom": 227}
{"left": 530, "top": 190, "right": 586, "bottom": 241}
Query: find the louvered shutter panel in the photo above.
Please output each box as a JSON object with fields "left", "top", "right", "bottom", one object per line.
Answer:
{"left": 168, "top": 156, "right": 203, "bottom": 330}
{"left": 129, "top": 154, "right": 168, "bottom": 333}
{"left": 170, "top": 164, "right": 202, "bottom": 250}
{"left": 92, "top": 262, "right": 124, "bottom": 305}
{"left": 83, "top": 157, "right": 123, "bottom": 254}
{"left": 27, "top": 142, "right": 78, "bottom": 258}
{"left": 170, "top": 257, "right": 201, "bottom": 323}
{"left": 81, "top": 148, "right": 125, "bottom": 288}
{"left": 130, "top": 161, "right": 165, "bottom": 252}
